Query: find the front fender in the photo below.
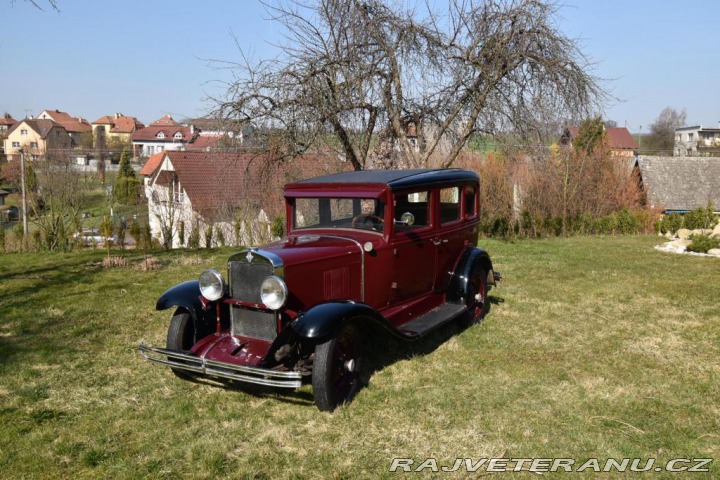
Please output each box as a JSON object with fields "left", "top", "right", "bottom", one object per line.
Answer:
{"left": 446, "top": 246, "right": 495, "bottom": 304}
{"left": 156, "top": 280, "right": 209, "bottom": 323}
{"left": 290, "top": 301, "right": 393, "bottom": 340}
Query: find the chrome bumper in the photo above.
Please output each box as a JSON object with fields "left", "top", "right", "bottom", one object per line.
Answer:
{"left": 139, "top": 342, "right": 302, "bottom": 389}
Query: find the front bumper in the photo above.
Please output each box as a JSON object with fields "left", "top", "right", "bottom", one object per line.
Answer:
{"left": 139, "top": 342, "right": 302, "bottom": 389}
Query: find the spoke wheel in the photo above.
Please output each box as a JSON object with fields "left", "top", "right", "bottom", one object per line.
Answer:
{"left": 465, "top": 268, "right": 488, "bottom": 326}
{"left": 166, "top": 310, "right": 196, "bottom": 380}
{"left": 312, "top": 325, "right": 362, "bottom": 411}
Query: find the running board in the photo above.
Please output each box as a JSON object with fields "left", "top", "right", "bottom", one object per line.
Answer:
{"left": 398, "top": 303, "right": 467, "bottom": 339}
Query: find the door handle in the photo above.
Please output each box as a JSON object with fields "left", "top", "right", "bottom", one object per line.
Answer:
{"left": 432, "top": 238, "right": 447, "bottom": 246}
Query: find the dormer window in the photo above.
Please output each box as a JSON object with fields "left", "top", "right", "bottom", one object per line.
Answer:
{"left": 173, "top": 132, "right": 183, "bottom": 139}
{"left": 157, "top": 132, "right": 166, "bottom": 139}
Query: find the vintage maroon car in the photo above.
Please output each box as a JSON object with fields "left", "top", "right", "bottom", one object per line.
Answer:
{"left": 140, "top": 168, "right": 500, "bottom": 411}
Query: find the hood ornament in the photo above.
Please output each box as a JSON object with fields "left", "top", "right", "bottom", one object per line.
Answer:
{"left": 246, "top": 251, "right": 254, "bottom": 263}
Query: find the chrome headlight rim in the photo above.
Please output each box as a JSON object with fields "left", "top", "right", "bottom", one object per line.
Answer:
{"left": 199, "top": 269, "right": 225, "bottom": 302}
{"left": 260, "top": 275, "right": 288, "bottom": 310}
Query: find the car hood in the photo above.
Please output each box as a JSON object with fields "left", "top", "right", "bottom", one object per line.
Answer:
{"left": 261, "top": 234, "right": 366, "bottom": 266}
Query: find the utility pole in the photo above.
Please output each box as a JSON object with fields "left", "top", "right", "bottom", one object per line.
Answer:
{"left": 16, "top": 147, "right": 29, "bottom": 236}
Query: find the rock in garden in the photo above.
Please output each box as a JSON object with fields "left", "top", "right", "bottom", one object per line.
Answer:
{"left": 707, "top": 248, "right": 720, "bottom": 257}
{"left": 676, "top": 228, "right": 692, "bottom": 239}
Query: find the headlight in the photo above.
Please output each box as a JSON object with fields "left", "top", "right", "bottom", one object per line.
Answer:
{"left": 199, "top": 269, "right": 225, "bottom": 301}
{"left": 260, "top": 275, "right": 287, "bottom": 310}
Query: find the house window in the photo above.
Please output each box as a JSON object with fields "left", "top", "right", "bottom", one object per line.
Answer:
{"left": 30, "top": 142, "right": 38, "bottom": 149}
{"left": 157, "top": 132, "right": 165, "bottom": 139}
{"left": 688, "top": 133, "right": 694, "bottom": 142}
{"left": 21, "top": 129, "right": 28, "bottom": 135}
{"left": 173, "top": 132, "right": 183, "bottom": 139}
{"left": 12, "top": 141, "right": 20, "bottom": 148}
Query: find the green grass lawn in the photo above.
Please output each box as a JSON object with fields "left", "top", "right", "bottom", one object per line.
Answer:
{"left": 0, "top": 236, "right": 717, "bottom": 479}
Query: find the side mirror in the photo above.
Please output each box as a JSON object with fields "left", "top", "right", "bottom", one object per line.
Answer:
{"left": 398, "top": 212, "right": 415, "bottom": 226}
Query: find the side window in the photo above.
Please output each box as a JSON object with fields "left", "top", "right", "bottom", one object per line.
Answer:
{"left": 440, "top": 187, "right": 460, "bottom": 224}
{"left": 464, "top": 186, "right": 477, "bottom": 218}
{"left": 394, "top": 191, "right": 430, "bottom": 230}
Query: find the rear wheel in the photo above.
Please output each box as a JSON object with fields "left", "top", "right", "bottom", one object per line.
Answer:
{"left": 464, "top": 267, "right": 488, "bottom": 326}
{"left": 312, "top": 324, "right": 362, "bottom": 411}
{"left": 166, "top": 310, "right": 196, "bottom": 379}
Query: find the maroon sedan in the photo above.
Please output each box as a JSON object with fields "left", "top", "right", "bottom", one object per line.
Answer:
{"left": 141, "top": 168, "right": 500, "bottom": 411}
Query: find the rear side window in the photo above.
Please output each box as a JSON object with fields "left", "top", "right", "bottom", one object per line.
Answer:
{"left": 440, "top": 187, "right": 461, "bottom": 224}
{"left": 464, "top": 187, "right": 477, "bottom": 218}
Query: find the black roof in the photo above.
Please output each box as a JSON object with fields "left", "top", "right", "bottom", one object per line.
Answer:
{"left": 294, "top": 168, "right": 478, "bottom": 189}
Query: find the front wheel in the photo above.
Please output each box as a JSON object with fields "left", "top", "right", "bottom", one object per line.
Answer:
{"left": 312, "top": 325, "right": 362, "bottom": 411}
{"left": 166, "top": 310, "right": 196, "bottom": 380}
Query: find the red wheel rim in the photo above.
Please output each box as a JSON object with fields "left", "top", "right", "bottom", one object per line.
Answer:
{"left": 470, "top": 275, "right": 486, "bottom": 322}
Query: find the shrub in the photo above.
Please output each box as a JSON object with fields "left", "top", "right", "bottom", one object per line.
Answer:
{"left": 178, "top": 221, "right": 185, "bottom": 247}
{"left": 686, "top": 234, "right": 720, "bottom": 253}
{"left": 271, "top": 216, "right": 285, "bottom": 239}
{"left": 188, "top": 226, "right": 200, "bottom": 249}
{"left": 204, "top": 224, "right": 214, "bottom": 249}
{"left": 616, "top": 208, "right": 639, "bottom": 234}
{"left": 684, "top": 207, "right": 710, "bottom": 230}
{"left": 661, "top": 213, "right": 683, "bottom": 235}
{"left": 216, "top": 226, "right": 226, "bottom": 247}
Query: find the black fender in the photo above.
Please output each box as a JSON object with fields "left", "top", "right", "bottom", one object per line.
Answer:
{"left": 290, "top": 301, "right": 395, "bottom": 341}
{"left": 446, "top": 246, "right": 495, "bottom": 305}
{"left": 156, "top": 281, "right": 217, "bottom": 338}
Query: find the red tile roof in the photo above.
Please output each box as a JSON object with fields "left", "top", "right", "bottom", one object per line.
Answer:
{"left": 0, "top": 114, "right": 16, "bottom": 127}
{"left": 38, "top": 109, "right": 91, "bottom": 133}
{"left": 153, "top": 151, "right": 349, "bottom": 218}
{"left": 139, "top": 152, "right": 166, "bottom": 176}
{"left": 605, "top": 127, "right": 638, "bottom": 150}
{"left": 150, "top": 114, "right": 180, "bottom": 127}
{"left": 7, "top": 119, "right": 65, "bottom": 139}
{"left": 185, "top": 134, "right": 222, "bottom": 151}
{"left": 131, "top": 124, "right": 194, "bottom": 142}
{"left": 564, "top": 126, "right": 637, "bottom": 151}
{"left": 92, "top": 115, "right": 115, "bottom": 125}
{"left": 111, "top": 116, "right": 144, "bottom": 134}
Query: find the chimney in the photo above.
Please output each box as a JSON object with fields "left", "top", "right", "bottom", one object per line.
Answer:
{"left": 115, "top": 113, "right": 121, "bottom": 119}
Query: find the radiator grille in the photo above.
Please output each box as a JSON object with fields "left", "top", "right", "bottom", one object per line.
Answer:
{"left": 229, "top": 260, "right": 272, "bottom": 304}
{"left": 228, "top": 257, "right": 277, "bottom": 341}
{"left": 231, "top": 307, "right": 277, "bottom": 342}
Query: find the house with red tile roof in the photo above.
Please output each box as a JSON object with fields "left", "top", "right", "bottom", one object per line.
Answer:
{"left": 92, "top": 113, "right": 145, "bottom": 144}
{"left": 3, "top": 118, "right": 72, "bottom": 161}
{"left": 131, "top": 115, "right": 197, "bottom": 158}
{"left": 144, "top": 151, "right": 348, "bottom": 248}
{"left": 37, "top": 109, "right": 92, "bottom": 147}
{"left": 561, "top": 126, "right": 638, "bottom": 157}
{"left": 0, "top": 113, "right": 16, "bottom": 135}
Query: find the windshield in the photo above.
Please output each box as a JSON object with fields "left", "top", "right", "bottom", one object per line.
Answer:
{"left": 293, "top": 197, "right": 385, "bottom": 233}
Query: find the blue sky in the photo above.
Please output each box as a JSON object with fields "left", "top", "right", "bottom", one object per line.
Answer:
{"left": 1, "top": 0, "right": 718, "bottom": 132}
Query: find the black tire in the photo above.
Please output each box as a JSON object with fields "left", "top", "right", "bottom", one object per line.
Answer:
{"left": 462, "top": 267, "right": 488, "bottom": 326}
{"left": 166, "top": 310, "right": 196, "bottom": 380}
{"left": 312, "top": 324, "right": 362, "bottom": 411}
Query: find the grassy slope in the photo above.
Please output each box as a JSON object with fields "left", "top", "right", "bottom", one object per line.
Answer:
{"left": 0, "top": 237, "right": 717, "bottom": 479}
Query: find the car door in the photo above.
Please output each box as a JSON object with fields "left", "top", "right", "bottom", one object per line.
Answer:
{"left": 389, "top": 190, "right": 436, "bottom": 301}
{"left": 433, "top": 185, "right": 477, "bottom": 292}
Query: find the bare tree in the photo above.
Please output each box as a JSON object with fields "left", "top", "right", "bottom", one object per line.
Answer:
{"left": 31, "top": 150, "right": 84, "bottom": 251}
{"left": 214, "top": 0, "right": 604, "bottom": 170}
{"left": 645, "top": 107, "right": 686, "bottom": 155}
{"left": 10, "top": 0, "right": 59, "bottom": 11}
